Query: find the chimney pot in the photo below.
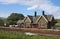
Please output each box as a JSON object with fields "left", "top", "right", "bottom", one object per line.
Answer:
{"left": 42, "top": 10, "right": 45, "bottom": 15}
{"left": 34, "top": 11, "right": 37, "bottom": 17}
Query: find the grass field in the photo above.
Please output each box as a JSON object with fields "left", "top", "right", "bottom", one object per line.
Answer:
{"left": 0, "top": 30, "right": 60, "bottom": 39}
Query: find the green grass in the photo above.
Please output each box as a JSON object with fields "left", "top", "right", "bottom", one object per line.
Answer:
{"left": 0, "top": 30, "right": 60, "bottom": 39}
{"left": 55, "top": 23, "right": 60, "bottom": 26}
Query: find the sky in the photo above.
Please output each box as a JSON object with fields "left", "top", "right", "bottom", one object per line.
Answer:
{"left": 0, "top": 0, "right": 60, "bottom": 19}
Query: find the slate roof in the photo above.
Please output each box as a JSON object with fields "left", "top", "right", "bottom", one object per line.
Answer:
{"left": 27, "top": 15, "right": 53, "bottom": 24}
{"left": 28, "top": 15, "right": 40, "bottom": 24}
{"left": 27, "top": 15, "right": 33, "bottom": 22}
{"left": 17, "top": 11, "right": 54, "bottom": 24}
{"left": 17, "top": 15, "right": 54, "bottom": 24}
{"left": 44, "top": 15, "right": 53, "bottom": 21}
{"left": 32, "top": 16, "right": 40, "bottom": 24}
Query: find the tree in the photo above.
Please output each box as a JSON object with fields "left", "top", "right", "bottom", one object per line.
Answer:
{"left": 7, "top": 13, "right": 25, "bottom": 25}
{"left": 0, "top": 18, "right": 4, "bottom": 26}
{"left": 55, "top": 19, "right": 60, "bottom": 23}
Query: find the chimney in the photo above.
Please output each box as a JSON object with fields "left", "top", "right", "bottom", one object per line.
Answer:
{"left": 42, "top": 10, "right": 45, "bottom": 15}
{"left": 34, "top": 11, "right": 37, "bottom": 17}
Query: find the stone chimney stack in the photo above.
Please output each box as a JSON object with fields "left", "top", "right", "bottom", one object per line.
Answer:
{"left": 42, "top": 10, "right": 45, "bottom": 15}
{"left": 34, "top": 11, "right": 37, "bottom": 17}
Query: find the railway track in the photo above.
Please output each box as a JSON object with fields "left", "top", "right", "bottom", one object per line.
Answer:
{"left": 0, "top": 27, "right": 60, "bottom": 37}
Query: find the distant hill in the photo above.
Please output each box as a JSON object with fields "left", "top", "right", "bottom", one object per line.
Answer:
{"left": 54, "top": 19, "right": 60, "bottom": 27}
{"left": 55, "top": 19, "right": 60, "bottom": 23}
{"left": 0, "top": 17, "right": 6, "bottom": 20}
{"left": 0, "top": 17, "right": 7, "bottom": 23}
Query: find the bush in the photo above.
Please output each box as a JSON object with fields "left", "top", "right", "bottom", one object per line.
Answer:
{"left": 0, "top": 19, "right": 4, "bottom": 26}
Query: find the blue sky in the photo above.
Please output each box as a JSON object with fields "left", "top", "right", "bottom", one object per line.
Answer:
{"left": 0, "top": 0, "right": 60, "bottom": 19}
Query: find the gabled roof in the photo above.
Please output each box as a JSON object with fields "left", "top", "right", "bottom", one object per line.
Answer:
{"left": 24, "top": 14, "right": 54, "bottom": 23}
{"left": 24, "top": 16, "right": 31, "bottom": 22}
{"left": 44, "top": 15, "right": 54, "bottom": 22}
{"left": 36, "top": 15, "right": 48, "bottom": 23}
{"left": 36, "top": 15, "right": 54, "bottom": 23}
{"left": 17, "top": 11, "right": 54, "bottom": 24}
{"left": 32, "top": 16, "right": 40, "bottom": 24}
{"left": 17, "top": 15, "right": 54, "bottom": 24}
{"left": 27, "top": 15, "right": 33, "bottom": 22}
{"left": 28, "top": 15, "right": 40, "bottom": 24}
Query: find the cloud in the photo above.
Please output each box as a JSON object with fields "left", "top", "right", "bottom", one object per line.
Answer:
{"left": 0, "top": 0, "right": 60, "bottom": 19}
{"left": 0, "top": 0, "right": 18, "bottom": 4}
{"left": 27, "top": 5, "right": 38, "bottom": 10}
{"left": 39, "top": 4, "right": 60, "bottom": 14}
{"left": 0, "top": 0, "right": 39, "bottom": 5}
{"left": 26, "top": 0, "right": 60, "bottom": 19}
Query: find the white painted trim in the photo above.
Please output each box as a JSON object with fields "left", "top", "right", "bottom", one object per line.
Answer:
{"left": 42, "top": 15, "right": 48, "bottom": 22}
{"left": 23, "top": 16, "right": 27, "bottom": 21}
{"left": 23, "top": 16, "right": 31, "bottom": 22}
{"left": 27, "top": 16, "right": 31, "bottom": 22}
{"left": 50, "top": 16, "right": 53, "bottom": 21}
{"left": 36, "top": 16, "right": 41, "bottom": 23}
{"left": 36, "top": 15, "right": 48, "bottom": 23}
